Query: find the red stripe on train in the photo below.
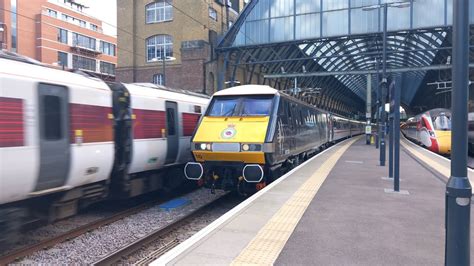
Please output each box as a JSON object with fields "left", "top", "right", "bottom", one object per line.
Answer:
{"left": 182, "top": 113, "right": 201, "bottom": 137}
{"left": 133, "top": 109, "right": 166, "bottom": 139}
{"left": 0, "top": 97, "right": 24, "bottom": 147}
{"left": 70, "top": 103, "right": 114, "bottom": 143}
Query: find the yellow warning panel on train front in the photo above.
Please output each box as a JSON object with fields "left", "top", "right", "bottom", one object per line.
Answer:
{"left": 193, "top": 116, "right": 270, "bottom": 143}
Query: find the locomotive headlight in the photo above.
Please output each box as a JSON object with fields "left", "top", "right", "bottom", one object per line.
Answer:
{"left": 195, "top": 143, "right": 212, "bottom": 151}
{"left": 241, "top": 144, "right": 262, "bottom": 152}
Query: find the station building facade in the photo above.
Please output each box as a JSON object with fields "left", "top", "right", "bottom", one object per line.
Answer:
{"left": 0, "top": 0, "right": 117, "bottom": 80}
{"left": 117, "top": 0, "right": 246, "bottom": 94}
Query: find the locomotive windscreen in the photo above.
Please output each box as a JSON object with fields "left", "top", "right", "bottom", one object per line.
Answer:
{"left": 432, "top": 113, "right": 451, "bottom": 131}
{"left": 207, "top": 95, "right": 274, "bottom": 117}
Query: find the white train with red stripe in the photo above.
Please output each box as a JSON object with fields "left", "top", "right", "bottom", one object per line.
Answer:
{"left": 401, "top": 108, "right": 452, "bottom": 155}
{"left": 0, "top": 52, "right": 208, "bottom": 246}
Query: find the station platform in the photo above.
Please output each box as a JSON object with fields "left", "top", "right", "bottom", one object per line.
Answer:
{"left": 153, "top": 136, "right": 474, "bottom": 265}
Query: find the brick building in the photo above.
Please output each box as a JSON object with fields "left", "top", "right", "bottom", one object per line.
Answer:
{"left": 117, "top": 0, "right": 246, "bottom": 94}
{"left": 0, "top": 0, "right": 117, "bottom": 80}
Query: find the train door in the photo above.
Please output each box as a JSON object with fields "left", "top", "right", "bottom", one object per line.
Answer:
{"left": 36, "top": 83, "right": 70, "bottom": 191}
{"left": 165, "top": 101, "right": 179, "bottom": 164}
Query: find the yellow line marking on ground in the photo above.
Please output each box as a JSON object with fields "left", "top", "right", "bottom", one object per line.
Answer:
{"left": 401, "top": 139, "right": 474, "bottom": 190}
{"left": 400, "top": 140, "right": 450, "bottom": 178}
{"left": 231, "top": 137, "right": 359, "bottom": 266}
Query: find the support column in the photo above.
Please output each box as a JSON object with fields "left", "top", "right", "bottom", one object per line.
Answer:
{"left": 393, "top": 80, "right": 400, "bottom": 191}
{"left": 445, "top": 0, "right": 471, "bottom": 265}
{"left": 388, "top": 80, "right": 394, "bottom": 178}
{"left": 366, "top": 74, "right": 372, "bottom": 144}
{"left": 375, "top": 59, "right": 380, "bottom": 149}
{"left": 379, "top": 4, "right": 388, "bottom": 166}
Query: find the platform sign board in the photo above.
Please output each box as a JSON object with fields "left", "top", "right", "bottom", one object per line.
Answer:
{"left": 365, "top": 125, "right": 372, "bottom": 134}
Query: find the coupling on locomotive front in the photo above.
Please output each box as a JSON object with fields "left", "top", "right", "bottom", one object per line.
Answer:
{"left": 184, "top": 85, "right": 363, "bottom": 194}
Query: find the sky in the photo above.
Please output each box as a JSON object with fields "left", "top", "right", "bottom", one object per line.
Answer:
{"left": 80, "top": 0, "right": 117, "bottom": 36}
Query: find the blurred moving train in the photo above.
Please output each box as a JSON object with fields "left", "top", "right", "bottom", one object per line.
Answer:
{"left": 401, "top": 108, "right": 452, "bottom": 155}
{"left": 0, "top": 52, "right": 208, "bottom": 245}
{"left": 184, "top": 85, "right": 364, "bottom": 194}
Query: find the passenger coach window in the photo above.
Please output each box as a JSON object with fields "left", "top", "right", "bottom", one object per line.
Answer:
{"left": 43, "top": 95, "right": 62, "bottom": 140}
{"left": 166, "top": 108, "right": 176, "bottom": 135}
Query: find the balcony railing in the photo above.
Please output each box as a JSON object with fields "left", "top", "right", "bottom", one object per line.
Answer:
{"left": 71, "top": 43, "right": 102, "bottom": 55}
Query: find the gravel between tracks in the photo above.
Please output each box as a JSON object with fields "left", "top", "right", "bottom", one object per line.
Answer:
{"left": 123, "top": 195, "right": 242, "bottom": 264}
{"left": 0, "top": 210, "right": 113, "bottom": 257}
{"left": 17, "top": 188, "right": 226, "bottom": 264}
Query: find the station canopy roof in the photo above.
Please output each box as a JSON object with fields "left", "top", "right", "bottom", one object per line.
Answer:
{"left": 217, "top": 0, "right": 474, "bottom": 116}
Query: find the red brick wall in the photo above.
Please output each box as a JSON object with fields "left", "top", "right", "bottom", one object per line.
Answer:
{"left": 116, "top": 44, "right": 210, "bottom": 93}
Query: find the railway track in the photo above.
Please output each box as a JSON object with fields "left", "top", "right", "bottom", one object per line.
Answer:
{"left": 0, "top": 199, "right": 159, "bottom": 265}
{"left": 93, "top": 193, "right": 231, "bottom": 265}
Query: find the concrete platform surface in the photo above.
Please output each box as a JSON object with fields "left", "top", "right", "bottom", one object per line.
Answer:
{"left": 276, "top": 138, "right": 474, "bottom": 265}
{"left": 153, "top": 137, "right": 474, "bottom": 265}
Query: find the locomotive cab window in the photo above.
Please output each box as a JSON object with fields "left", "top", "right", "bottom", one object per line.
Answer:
{"left": 42, "top": 95, "right": 62, "bottom": 140}
{"left": 208, "top": 97, "right": 239, "bottom": 116}
{"left": 207, "top": 95, "right": 274, "bottom": 117}
{"left": 241, "top": 97, "right": 272, "bottom": 116}
{"left": 432, "top": 114, "right": 451, "bottom": 131}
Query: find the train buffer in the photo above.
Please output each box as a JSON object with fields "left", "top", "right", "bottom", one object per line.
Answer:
{"left": 152, "top": 136, "right": 474, "bottom": 265}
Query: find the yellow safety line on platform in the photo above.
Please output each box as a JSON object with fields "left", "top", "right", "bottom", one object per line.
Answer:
{"left": 231, "top": 137, "right": 359, "bottom": 266}
{"left": 400, "top": 139, "right": 450, "bottom": 178}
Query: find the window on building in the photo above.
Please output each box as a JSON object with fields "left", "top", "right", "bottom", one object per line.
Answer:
{"left": 47, "top": 8, "right": 57, "bottom": 18}
{"left": 209, "top": 7, "right": 217, "bottom": 21}
{"left": 90, "top": 24, "right": 98, "bottom": 31}
{"left": 146, "top": 34, "right": 173, "bottom": 62}
{"left": 57, "top": 28, "right": 68, "bottom": 44}
{"left": 100, "top": 61, "right": 115, "bottom": 75}
{"left": 228, "top": 0, "right": 240, "bottom": 12}
{"left": 73, "top": 55, "right": 96, "bottom": 72}
{"left": 72, "top": 33, "right": 96, "bottom": 50}
{"left": 11, "top": 0, "right": 17, "bottom": 52}
{"left": 153, "top": 74, "right": 164, "bottom": 85}
{"left": 58, "top": 51, "right": 68, "bottom": 67}
{"left": 146, "top": 0, "right": 173, "bottom": 23}
{"left": 100, "top": 41, "right": 116, "bottom": 56}
{"left": 61, "top": 13, "right": 86, "bottom": 27}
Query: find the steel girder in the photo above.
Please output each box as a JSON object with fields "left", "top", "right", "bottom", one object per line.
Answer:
{"left": 218, "top": 15, "right": 464, "bottom": 116}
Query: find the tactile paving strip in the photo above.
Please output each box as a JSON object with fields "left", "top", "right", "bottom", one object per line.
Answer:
{"left": 231, "top": 137, "right": 359, "bottom": 265}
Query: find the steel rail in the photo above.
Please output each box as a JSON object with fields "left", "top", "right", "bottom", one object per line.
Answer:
{"left": 0, "top": 201, "right": 157, "bottom": 265}
{"left": 93, "top": 194, "right": 231, "bottom": 266}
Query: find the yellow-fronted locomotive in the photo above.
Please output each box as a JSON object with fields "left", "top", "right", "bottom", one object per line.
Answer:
{"left": 184, "top": 85, "right": 363, "bottom": 194}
